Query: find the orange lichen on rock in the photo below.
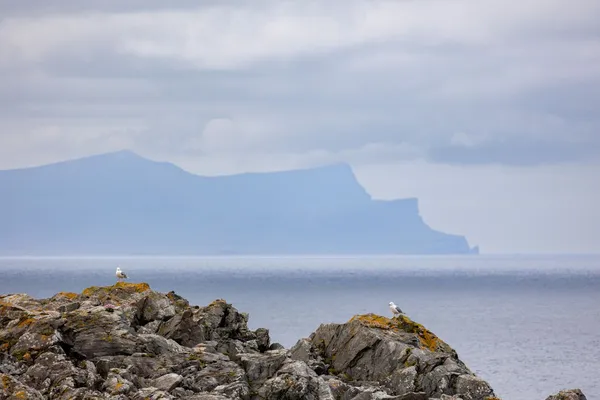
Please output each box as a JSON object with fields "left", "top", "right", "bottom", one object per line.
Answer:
{"left": 81, "top": 286, "right": 101, "bottom": 297}
{"left": 82, "top": 282, "right": 151, "bottom": 297}
{"left": 113, "top": 282, "right": 150, "bottom": 292}
{"left": 17, "top": 317, "right": 35, "bottom": 328}
{"left": 349, "top": 313, "right": 448, "bottom": 353}
{"left": 56, "top": 292, "right": 78, "bottom": 300}
{"left": 349, "top": 314, "right": 398, "bottom": 330}
{"left": 419, "top": 329, "right": 439, "bottom": 352}
{"left": 14, "top": 390, "right": 27, "bottom": 399}
{"left": 1, "top": 375, "right": 11, "bottom": 389}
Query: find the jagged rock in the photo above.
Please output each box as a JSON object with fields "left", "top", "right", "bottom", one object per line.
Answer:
{"left": 186, "top": 394, "right": 231, "bottom": 400}
{"left": 290, "top": 338, "right": 328, "bottom": 375}
{"left": 179, "top": 358, "right": 246, "bottom": 393}
{"left": 102, "top": 372, "right": 135, "bottom": 395}
{"left": 20, "top": 352, "right": 98, "bottom": 397}
{"left": 58, "top": 302, "right": 80, "bottom": 313}
{"left": 138, "top": 320, "right": 161, "bottom": 334}
{"left": 2, "top": 282, "right": 585, "bottom": 400}
{"left": 325, "top": 376, "right": 405, "bottom": 399}
{"left": 212, "top": 381, "right": 251, "bottom": 399}
{"left": 546, "top": 389, "right": 587, "bottom": 400}
{"left": 290, "top": 338, "right": 313, "bottom": 363}
{"left": 258, "top": 374, "right": 321, "bottom": 399}
{"left": 258, "top": 361, "right": 324, "bottom": 399}
{"left": 255, "top": 328, "right": 271, "bottom": 352}
{"left": 152, "top": 373, "right": 183, "bottom": 392}
{"left": 384, "top": 365, "right": 418, "bottom": 395}
{"left": 269, "top": 342, "right": 285, "bottom": 351}
{"left": 307, "top": 314, "right": 495, "bottom": 400}
{"left": 0, "top": 373, "right": 44, "bottom": 399}
{"left": 131, "top": 387, "right": 174, "bottom": 400}
{"left": 453, "top": 375, "right": 494, "bottom": 400}
{"left": 432, "top": 395, "right": 465, "bottom": 400}
{"left": 240, "top": 349, "right": 287, "bottom": 385}
{"left": 137, "top": 292, "right": 176, "bottom": 325}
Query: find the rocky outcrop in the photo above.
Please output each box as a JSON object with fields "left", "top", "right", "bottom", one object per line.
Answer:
{"left": 296, "top": 314, "right": 495, "bottom": 400}
{"left": 545, "top": 389, "right": 587, "bottom": 400}
{"left": 0, "top": 283, "right": 587, "bottom": 399}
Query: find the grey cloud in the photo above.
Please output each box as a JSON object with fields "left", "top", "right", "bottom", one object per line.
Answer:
{"left": 0, "top": 1, "right": 226, "bottom": 16}
{"left": 0, "top": 0, "right": 599, "bottom": 171}
{"left": 429, "top": 140, "right": 600, "bottom": 166}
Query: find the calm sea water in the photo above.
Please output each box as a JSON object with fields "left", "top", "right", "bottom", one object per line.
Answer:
{"left": 1, "top": 255, "right": 599, "bottom": 400}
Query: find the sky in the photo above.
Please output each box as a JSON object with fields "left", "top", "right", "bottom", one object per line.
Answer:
{"left": 0, "top": 0, "right": 599, "bottom": 254}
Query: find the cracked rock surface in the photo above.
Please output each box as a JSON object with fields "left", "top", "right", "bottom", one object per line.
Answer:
{"left": 0, "top": 283, "right": 587, "bottom": 399}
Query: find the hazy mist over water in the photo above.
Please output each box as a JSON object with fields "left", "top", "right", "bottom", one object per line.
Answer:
{"left": 1, "top": 255, "right": 599, "bottom": 400}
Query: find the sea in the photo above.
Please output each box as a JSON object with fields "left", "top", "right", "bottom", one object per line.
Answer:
{"left": 0, "top": 255, "right": 598, "bottom": 400}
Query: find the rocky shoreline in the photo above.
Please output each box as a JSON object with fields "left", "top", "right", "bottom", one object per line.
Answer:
{"left": 0, "top": 282, "right": 586, "bottom": 399}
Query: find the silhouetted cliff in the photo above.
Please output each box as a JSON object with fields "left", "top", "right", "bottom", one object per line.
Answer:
{"left": 0, "top": 151, "right": 478, "bottom": 255}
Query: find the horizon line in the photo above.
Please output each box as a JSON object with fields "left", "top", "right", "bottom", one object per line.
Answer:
{"left": 1, "top": 253, "right": 599, "bottom": 260}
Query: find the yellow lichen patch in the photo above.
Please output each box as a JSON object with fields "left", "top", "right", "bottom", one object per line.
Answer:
{"left": 56, "top": 292, "right": 78, "bottom": 300}
{"left": 349, "top": 313, "right": 450, "bottom": 353}
{"left": 82, "top": 282, "right": 150, "bottom": 298}
{"left": 113, "top": 282, "right": 151, "bottom": 292}
{"left": 485, "top": 397, "right": 502, "bottom": 400}
{"left": 349, "top": 314, "right": 397, "bottom": 330}
{"left": 208, "top": 299, "right": 227, "bottom": 307}
{"left": 112, "top": 380, "right": 125, "bottom": 395}
{"left": 15, "top": 391, "right": 28, "bottom": 399}
{"left": 81, "top": 286, "right": 102, "bottom": 297}
{"left": 2, "top": 374, "right": 11, "bottom": 388}
{"left": 22, "top": 352, "right": 32, "bottom": 362}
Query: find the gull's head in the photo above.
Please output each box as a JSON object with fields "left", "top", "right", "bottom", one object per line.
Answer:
{"left": 389, "top": 302, "right": 394, "bottom": 306}
{"left": 116, "top": 267, "right": 121, "bottom": 272}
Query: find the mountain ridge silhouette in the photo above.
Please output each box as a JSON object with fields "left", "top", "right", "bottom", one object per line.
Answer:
{"left": 0, "top": 151, "right": 477, "bottom": 255}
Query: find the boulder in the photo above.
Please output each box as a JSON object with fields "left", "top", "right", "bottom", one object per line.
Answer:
{"left": 152, "top": 373, "right": 183, "bottom": 392}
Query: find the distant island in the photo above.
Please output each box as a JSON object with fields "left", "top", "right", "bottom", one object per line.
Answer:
{"left": 0, "top": 150, "right": 479, "bottom": 255}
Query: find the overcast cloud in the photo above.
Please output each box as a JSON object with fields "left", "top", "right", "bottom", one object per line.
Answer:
{"left": 1, "top": 0, "right": 599, "bottom": 253}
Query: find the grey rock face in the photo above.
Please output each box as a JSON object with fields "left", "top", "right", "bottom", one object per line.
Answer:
{"left": 302, "top": 314, "right": 495, "bottom": 400}
{"left": 0, "top": 284, "right": 588, "bottom": 400}
{"left": 0, "top": 373, "right": 44, "bottom": 399}
{"left": 152, "top": 373, "right": 183, "bottom": 392}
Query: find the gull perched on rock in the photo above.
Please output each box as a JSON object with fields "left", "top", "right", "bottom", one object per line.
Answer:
{"left": 389, "top": 301, "right": 404, "bottom": 317}
{"left": 116, "top": 267, "right": 128, "bottom": 282}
